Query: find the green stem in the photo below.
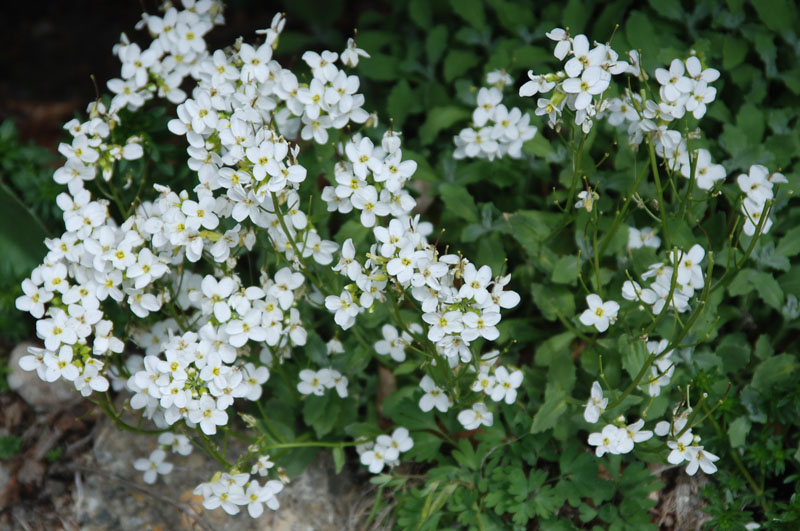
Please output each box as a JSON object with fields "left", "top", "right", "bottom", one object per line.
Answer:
{"left": 597, "top": 162, "right": 650, "bottom": 257}
{"left": 705, "top": 407, "right": 768, "bottom": 513}
{"left": 647, "top": 135, "right": 671, "bottom": 249}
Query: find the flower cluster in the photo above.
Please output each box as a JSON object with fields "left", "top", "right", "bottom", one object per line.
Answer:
{"left": 603, "top": 57, "right": 725, "bottom": 191}
{"left": 454, "top": 70, "right": 537, "bottom": 160}
{"left": 325, "top": 171, "right": 521, "bottom": 364}
{"left": 18, "top": 1, "right": 527, "bottom": 517}
{"left": 519, "top": 29, "right": 635, "bottom": 133}
{"left": 622, "top": 244, "right": 706, "bottom": 315}
{"left": 321, "top": 132, "right": 416, "bottom": 227}
{"left": 357, "top": 427, "right": 414, "bottom": 474}
{"left": 588, "top": 418, "right": 653, "bottom": 457}
{"left": 737, "top": 164, "right": 787, "bottom": 236}
{"left": 111, "top": 1, "right": 224, "bottom": 110}
{"left": 656, "top": 408, "right": 720, "bottom": 476}
{"left": 296, "top": 367, "right": 348, "bottom": 397}
{"left": 194, "top": 471, "right": 284, "bottom": 517}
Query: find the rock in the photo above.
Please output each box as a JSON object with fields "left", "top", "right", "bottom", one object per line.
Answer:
{"left": 7, "top": 342, "right": 78, "bottom": 410}
{"left": 76, "top": 416, "right": 362, "bottom": 530}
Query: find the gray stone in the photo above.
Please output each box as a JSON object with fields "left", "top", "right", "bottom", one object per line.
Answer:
{"left": 76, "top": 416, "right": 363, "bottom": 530}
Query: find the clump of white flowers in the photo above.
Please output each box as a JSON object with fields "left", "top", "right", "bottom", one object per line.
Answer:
{"left": 454, "top": 70, "right": 538, "bottom": 160}
{"left": 16, "top": 0, "right": 522, "bottom": 517}
{"left": 736, "top": 164, "right": 786, "bottom": 236}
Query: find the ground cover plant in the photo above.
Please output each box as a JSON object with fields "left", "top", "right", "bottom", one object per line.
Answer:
{"left": 7, "top": 0, "right": 800, "bottom": 528}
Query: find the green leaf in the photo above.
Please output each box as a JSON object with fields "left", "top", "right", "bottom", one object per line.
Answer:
{"left": 409, "top": 0, "right": 433, "bottom": 28}
{"left": 723, "top": 34, "right": 749, "bottom": 70}
{"left": 450, "top": 0, "right": 485, "bottom": 29}
{"left": 531, "top": 283, "right": 575, "bottom": 322}
{"left": 563, "top": 0, "right": 592, "bottom": 33}
{"left": 0, "top": 435, "right": 22, "bottom": 459}
{"left": 506, "top": 210, "right": 558, "bottom": 255}
{"left": 531, "top": 387, "right": 569, "bottom": 434}
{"left": 753, "top": 271, "right": 784, "bottom": 310}
{"left": 443, "top": 49, "right": 480, "bottom": 82}
{"left": 718, "top": 333, "right": 751, "bottom": 374}
{"left": 387, "top": 79, "right": 413, "bottom": 128}
{"left": 332, "top": 446, "right": 345, "bottom": 474}
{"left": 551, "top": 255, "right": 578, "bottom": 285}
{"left": 727, "top": 416, "right": 750, "bottom": 448}
{"left": 357, "top": 52, "right": 400, "bottom": 81}
{"left": 0, "top": 185, "right": 48, "bottom": 276}
{"left": 438, "top": 183, "right": 478, "bottom": 223}
{"left": 426, "top": 25, "right": 449, "bottom": 65}
{"left": 750, "top": 0, "right": 797, "bottom": 32}
{"left": 419, "top": 106, "right": 470, "bottom": 145}
{"left": 777, "top": 226, "right": 800, "bottom": 257}
{"left": 486, "top": 0, "right": 535, "bottom": 31}
{"left": 728, "top": 268, "right": 756, "bottom": 296}
{"left": 751, "top": 354, "right": 799, "bottom": 393}
{"left": 625, "top": 11, "right": 659, "bottom": 71}
{"left": 647, "top": 0, "right": 684, "bottom": 21}
{"left": 737, "top": 103, "right": 765, "bottom": 144}
{"left": 523, "top": 133, "right": 553, "bottom": 158}
{"left": 620, "top": 335, "right": 648, "bottom": 381}
{"left": 534, "top": 332, "right": 575, "bottom": 366}
{"left": 754, "top": 334, "right": 774, "bottom": 361}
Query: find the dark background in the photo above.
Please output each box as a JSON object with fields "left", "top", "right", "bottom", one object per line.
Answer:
{"left": 0, "top": 0, "right": 373, "bottom": 147}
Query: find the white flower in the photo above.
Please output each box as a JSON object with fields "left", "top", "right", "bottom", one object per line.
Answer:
{"left": 673, "top": 244, "right": 705, "bottom": 290}
{"left": 341, "top": 37, "right": 370, "bottom": 68}
{"left": 374, "top": 324, "right": 410, "bottom": 362}
{"left": 627, "top": 226, "right": 660, "bottom": 250}
{"left": 418, "top": 375, "right": 450, "bottom": 413}
{"left": 583, "top": 381, "right": 607, "bottom": 423}
{"left": 579, "top": 294, "right": 619, "bottom": 333}
{"left": 587, "top": 424, "right": 623, "bottom": 457}
{"left": 561, "top": 66, "right": 609, "bottom": 110}
{"left": 388, "top": 427, "right": 414, "bottom": 453}
{"left": 457, "top": 403, "right": 494, "bottom": 430}
{"left": 133, "top": 449, "right": 173, "bottom": 484}
{"left": 489, "top": 366, "right": 523, "bottom": 404}
{"left": 574, "top": 190, "right": 599, "bottom": 212}
{"left": 685, "top": 447, "right": 719, "bottom": 476}
{"left": 297, "top": 369, "right": 327, "bottom": 396}
{"left": 189, "top": 395, "right": 228, "bottom": 435}
{"left": 360, "top": 446, "right": 388, "bottom": 474}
